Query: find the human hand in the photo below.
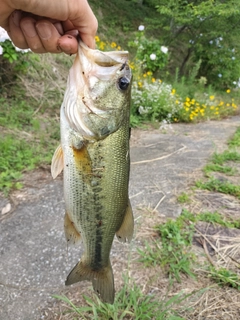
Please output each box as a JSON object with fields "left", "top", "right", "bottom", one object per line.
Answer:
{"left": 0, "top": 0, "right": 98, "bottom": 54}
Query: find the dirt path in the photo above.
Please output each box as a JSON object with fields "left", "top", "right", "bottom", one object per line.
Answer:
{"left": 0, "top": 117, "right": 240, "bottom": 320}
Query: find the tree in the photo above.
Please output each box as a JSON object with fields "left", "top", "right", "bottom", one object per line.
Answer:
{"left": 147, "top": 0, "right": 240, "bottom": 88}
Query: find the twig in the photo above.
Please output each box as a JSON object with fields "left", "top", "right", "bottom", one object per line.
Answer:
{"left": 131, "top": 144, "right": 186, "bottom": 165}
{"left": 153, "top": 194, "right": 166, "bottom": 212}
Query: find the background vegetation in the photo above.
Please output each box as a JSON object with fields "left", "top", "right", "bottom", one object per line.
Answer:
{"left": 0, "top": 0, "right": 240, "bottom": 193}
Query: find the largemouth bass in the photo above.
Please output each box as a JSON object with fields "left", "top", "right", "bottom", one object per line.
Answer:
{"left": 51, "top": 41, "right": 133, "bottom": 304}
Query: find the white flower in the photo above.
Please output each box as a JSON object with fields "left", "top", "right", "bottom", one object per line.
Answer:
{"left": 0, "top": 26, "right": 10, "bottom": 42}
{"left": 138, "top": 25, "right": 145, "bottom": 31}
{"left": 219, "top": 37, "right": 223, "bottom": 41}
{"left": 209, "top": 40, "right": 213, "bottom": 44}
{"left": 160, "top": 46, "right": 168, "bottom": 54}
{"left": 150, "top": 53, "right": 156, "bottom": 60}
{"left": 232, "top": 56, "right": 236, "bottom": 60}
{"left": 0, "top": 45, "right": 3, "bottom": 55}
{"left": 218, "top": 73, "right": 222, "bottom": 78}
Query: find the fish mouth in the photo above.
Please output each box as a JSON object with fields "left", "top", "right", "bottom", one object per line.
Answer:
{"left": 63, "top": 40, "right": 131, "bottom": 140}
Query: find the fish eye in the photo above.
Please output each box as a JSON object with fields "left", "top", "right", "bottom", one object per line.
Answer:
{"left": 118, "top": 77, "right": 129, "bottom": 91}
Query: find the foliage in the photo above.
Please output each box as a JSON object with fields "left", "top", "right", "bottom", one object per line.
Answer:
{"left": 211, "top": 150, "right": 240, "bottom": 165}
{"left": 128, "top": 28, "right": 169, "bottom": 74}
{"left": 0, "top": 135, "right": 38, "bottom": 194}
{"left": 146, "top": 0, "right": 240, "bottom": 89}
{"left": 138, "top": 215, "right": 195, "bottom": 282}
{"left": 228, "top": 127, "right": 240, "bottom": 147}
{"left": 204, "top": 163, "right": 237, "bottom": 177}
{"left": 182, "top": 209, "right": 240, "bottom": 229}
{"left": 54, "top": 275, "right": 186, "bottom": 319}
{"left": 209, "top": 267, "right": 240, "bottom": 290}
{"left": 177, "top": 192, "right": 190, "bottom": 204}
{"left": 196, "top": 178, "right": 240, "bottom": 199}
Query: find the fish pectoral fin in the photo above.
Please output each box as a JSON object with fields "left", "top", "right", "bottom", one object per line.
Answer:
{"left": 65, "top": 258, "right": 115, "bottom": 304}
{"left": 116, "top": 199, "right": 134, "bottom": 243}
{"left": 64, "top": 212, "right": 81, "bottom": 245}
{"left": 51, "top": 144, "right": 64, "bottom": 179}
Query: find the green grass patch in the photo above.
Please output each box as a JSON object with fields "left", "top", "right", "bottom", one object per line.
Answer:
{"left": 209, "top": 267, "right": 240, "bottom": 290}
{"left": 203, "top": 163, "right": 237, "bottom": 176}
{"left": 196, "top": 178, "right": 240, "bottom": 199}
{"left": 54, "top": 276, "right": 186, "bottom": 320}
{"left": 138, "top": 216, "right": 195, "bottom": 282}
{"left": 177, "top": 192, "right": 191, "bottom": 204}
{"left": 181, "top": 209, "right": 240, "bottom": 229}
{"left": 228, "top": 127, "right": 240, "bottom": 147}
{"left": 211, "top": 150, "right": 240, "bottom": 165}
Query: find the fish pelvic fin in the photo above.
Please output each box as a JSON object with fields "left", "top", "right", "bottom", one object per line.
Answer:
{"left": 116, "top": 199, "right": 134, "bottom": 243}
{"left": 64, "top": 212, "right": 81, "bottom": 245}
{"left": 65, "top": 258, "right": 115, "bottom": 304}
{"left": 51, "top": 144, "right": 64, "bottom": 179}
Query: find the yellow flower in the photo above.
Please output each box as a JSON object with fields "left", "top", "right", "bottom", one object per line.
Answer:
{"left": 185, "top": 107, "right": 189, "bottom": 111}
{"left": 152, "top": 77, "right": 156, "bottom": 83}
{"left": 191, "top": 99, "right": 195, "bottom": 105}
{"left": 184, "top": 102, "right": 190, "bottom": 107}
{"left": 158, "top": 79, "right": 162, "bottom": 83}
{"left": 226, "top": 89, "right": 231, "bottom": 93}
{"left": 210, "top": 106, "right": 215, "bottom": 110}
{"left": 117, "top": 46, "right": 121, "bottom": 50}
{"left": 171, "top": 89, "right": 176, "bottom": 95}
{"left": 175, "top": 100, "right": 179, "bottom": 104}
{"left": 99, "top": 41, "right": 106, "bottom": 50}
{"left": 215, "top": 111, "right": 219, "bottom": 115}
{"left": 219, "top": 101, "right": 224, "bottom": 106}
{"left": 200, "top": 109, "right": 204, "bottom": 114}
{"left": 147, "top": 71, "right": 152, "bottom": 76}
{"left": 95, "top": 35, "right": 100, "bottom": 42}
{"left": 111, "top": 42, "right": 117, "bottom": 48}
{"left": 226, "top": 103, "right": 230, "bottom": 107}
{"left": 138, "top": 81, "right": 142, "bottom": 88}
{"left": 209, "top": 95, "right": 215, "bottom": 100}
{"left": 232, "top": 103, "right": 237, "bottom": 108}
{"left": 186, "top": 97, "right": 190, "bottom": 102}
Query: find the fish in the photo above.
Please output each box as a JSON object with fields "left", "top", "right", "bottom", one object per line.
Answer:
{"left": 51, "top": 40, "right": 133, "bottom": 304}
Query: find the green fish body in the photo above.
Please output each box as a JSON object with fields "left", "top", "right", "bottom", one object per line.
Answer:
{"left": 51, "top": 41, "right": 133, "bottom": 304}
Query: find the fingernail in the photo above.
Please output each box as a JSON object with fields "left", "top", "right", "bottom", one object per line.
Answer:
{"left": 36, "top": 22, "right": 52, "bottom": 40}
{"left": 21, "top": 21, "right": 37, "bottom": 38}
{"left": 12, "top": 10, "right": 21, "bottom": 27}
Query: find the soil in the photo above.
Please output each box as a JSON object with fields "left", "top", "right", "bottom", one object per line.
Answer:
{"left": 1, "top": 116, "right": 240, "bottom": 320}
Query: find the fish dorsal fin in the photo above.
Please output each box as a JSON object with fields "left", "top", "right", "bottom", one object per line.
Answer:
{"left": 64, "top": 212, "right": 81, "bottom": 245}
{"left": 116, "top": 200, "right": 134, "bottom": 243}
{"left": 51, "top": 144, "right": 64, "bottom": 179}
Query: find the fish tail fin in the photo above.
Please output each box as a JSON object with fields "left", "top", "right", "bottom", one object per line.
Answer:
{"left": 65, "top": 258, "right": 115, "bottom": 304}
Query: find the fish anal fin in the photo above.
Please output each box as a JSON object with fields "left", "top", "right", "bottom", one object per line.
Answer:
{"left": 51, "top": 144, "right": 64, "bottom": 179}
{"left": 65, "top": 258, "right": 115, "bottom": 304}
{"left": 64, "top": 212, "right": 81, "bottom": 245}
{"left": 116, "top": 200, "right": 134, "bottom": 243}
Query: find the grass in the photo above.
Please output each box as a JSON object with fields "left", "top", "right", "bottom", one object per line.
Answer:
{"left": 53, "top": 275, "right": 187, "bottom": 320}
{"left": 177, "top": 192, "right": 191, "bottom": 204}
{"left": 138, "top": 214, "right": 196, "bottom": 282}
{"left": 195, "top": 178, "right": 240, "bottom": 199}
{"left": 209, "top": 267, "right": 240, "bottom": 290}
{"left": 0, "top": 52, "right": 70, "bottom": 195}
